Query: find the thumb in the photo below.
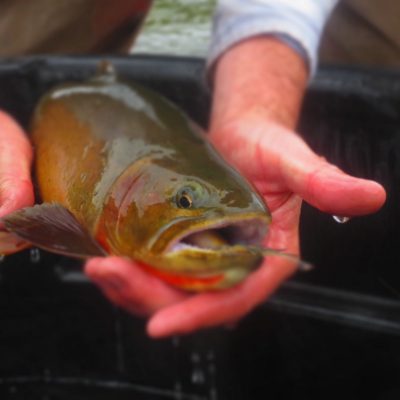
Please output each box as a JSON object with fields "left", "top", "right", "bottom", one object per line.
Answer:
{"left": 279, "top": 137, "right": 386, "bottom": 216}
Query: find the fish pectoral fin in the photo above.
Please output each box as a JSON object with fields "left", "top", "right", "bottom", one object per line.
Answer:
{"left": 2, "top": 203, "right": 107, "bottom": 259}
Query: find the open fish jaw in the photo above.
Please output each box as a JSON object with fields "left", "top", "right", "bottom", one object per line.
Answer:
{"left": 167, "top": 217, "right": 269, "bottom": 254}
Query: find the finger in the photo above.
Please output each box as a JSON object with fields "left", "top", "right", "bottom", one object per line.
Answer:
{"left": 0, "top": 111, "right": 34, "bottom": 221}
{"left": 147, "top": 255, "right": 296, "bottom": 338}
{"left": 276, "top": 133, "right": 386, "bottom": 216}
{"left": 85, "top": 257, "right": 188, "bottom": 315}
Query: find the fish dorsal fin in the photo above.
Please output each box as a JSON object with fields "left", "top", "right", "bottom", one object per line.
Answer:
{"left": 2, "top": 203, "right": 106, "bottom": 258}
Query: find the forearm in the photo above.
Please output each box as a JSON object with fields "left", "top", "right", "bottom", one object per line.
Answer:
{"left": 210, "top": 36, "right": 308, "bottom": 132}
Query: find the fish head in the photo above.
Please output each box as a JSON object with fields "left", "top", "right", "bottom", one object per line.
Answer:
{"left": 97, "top": 149, "right": 271, "bottom": 291}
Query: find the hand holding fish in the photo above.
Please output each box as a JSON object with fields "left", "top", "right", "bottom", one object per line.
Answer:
{"left": 210, "top": 37, "right": 386, "bottom": 218}
{"left": 86, "top": 38, "right": 385, "bottom": 338}
{"left": 0, "top": 111, "right": 34, "bottom": 222}
{"left": 0, "top": 39, "right": 386, "bottom": 339}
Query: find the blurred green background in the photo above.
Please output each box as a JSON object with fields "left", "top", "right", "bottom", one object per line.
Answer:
{"left": 132, "top": 0, "right": 216, "bottom": 57}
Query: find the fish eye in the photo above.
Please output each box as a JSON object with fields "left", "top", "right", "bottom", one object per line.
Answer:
{"left": 175, "top": 182, "right": 208, "bottom": 209}
{"left": 176, "top": 188, "right": 194, "bottom": 209}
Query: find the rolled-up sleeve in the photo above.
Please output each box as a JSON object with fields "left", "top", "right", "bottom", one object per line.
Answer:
{"left": 208, "top": 0, "right": 339, "bottom": 76}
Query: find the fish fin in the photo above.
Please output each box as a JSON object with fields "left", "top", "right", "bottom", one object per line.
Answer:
{"left": 2, "top": 203, "right": 107, "bottom": 259}
{"left": 0, "top": 230, "right": 31, "bottom": 255}
{"left": 254, "top": 247, "right": 313, "bottom": 272}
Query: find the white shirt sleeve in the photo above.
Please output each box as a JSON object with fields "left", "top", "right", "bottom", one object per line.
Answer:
{"left": 208, "top": 0, "right": 339, "bottom": 76}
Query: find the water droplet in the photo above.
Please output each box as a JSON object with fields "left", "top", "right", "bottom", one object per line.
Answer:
{"left": 332, "top": 215, "right": 351, "bottom": 224}
{"left": 0, "top": 254, "right": 5, "bottom": 263}
{"left": 30, "top": 248, "right": 41, "bottom": 263}
{"left": 191, "top": 367, "right": 206, "bottom": 385}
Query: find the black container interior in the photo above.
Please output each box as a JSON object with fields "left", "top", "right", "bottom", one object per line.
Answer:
{"left": 0, "top": 56, "right": 399, "bottom": 399}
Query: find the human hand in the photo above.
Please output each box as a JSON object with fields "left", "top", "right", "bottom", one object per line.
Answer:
{"left": 86, "top": 111, "right": 384, "bottom": 338}
{"left": 0, "top": 111, "right": 34, "bottom": 224}
{"left": 86, "top": 37, "right": 385, "bottom": 338}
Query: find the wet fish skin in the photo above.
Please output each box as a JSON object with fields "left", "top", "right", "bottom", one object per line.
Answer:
{"left": 20, "top": 66, "right": 271, "bottom": 291}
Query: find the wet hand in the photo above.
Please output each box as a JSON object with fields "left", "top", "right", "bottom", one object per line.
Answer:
{"left": 86, "top": 37, "right": 385, "bottom": 338}
{"left": 85, "top": 109, "right": 385, "bottom": 338}
{"left": 0, "top": 111, "right": 34, "bottom": 225}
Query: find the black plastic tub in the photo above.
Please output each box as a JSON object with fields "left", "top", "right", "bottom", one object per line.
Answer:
{"left": 0, "top": 56, "right": 399, "bottom": 400}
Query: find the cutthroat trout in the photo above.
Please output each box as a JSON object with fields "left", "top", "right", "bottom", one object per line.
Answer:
{"left": 0, "top": 64, "right": 303, "bottom": 291}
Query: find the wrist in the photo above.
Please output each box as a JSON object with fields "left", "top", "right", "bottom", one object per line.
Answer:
{"left": 210, "top": 36, "right": 308, "bottom": 132}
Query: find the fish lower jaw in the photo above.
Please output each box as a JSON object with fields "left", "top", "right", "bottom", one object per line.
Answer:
{"left": 147, "top": 218, "right": 268, "bottom": 291}
{"left": 144, "top": 240, "right": 264, "bottom": 291}
{"left": 159, "top": 244, "right": 264, "bottom": 284}
{"left": 139, "top": 258, "right": 253, "bottom": 292}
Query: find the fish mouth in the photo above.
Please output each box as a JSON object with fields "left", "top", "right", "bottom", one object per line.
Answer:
{"left": 166, "top": 216, "right": 269, "bottom": 254}
{"left": 145, "top": 215, "right": 270, "bottom": 291}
